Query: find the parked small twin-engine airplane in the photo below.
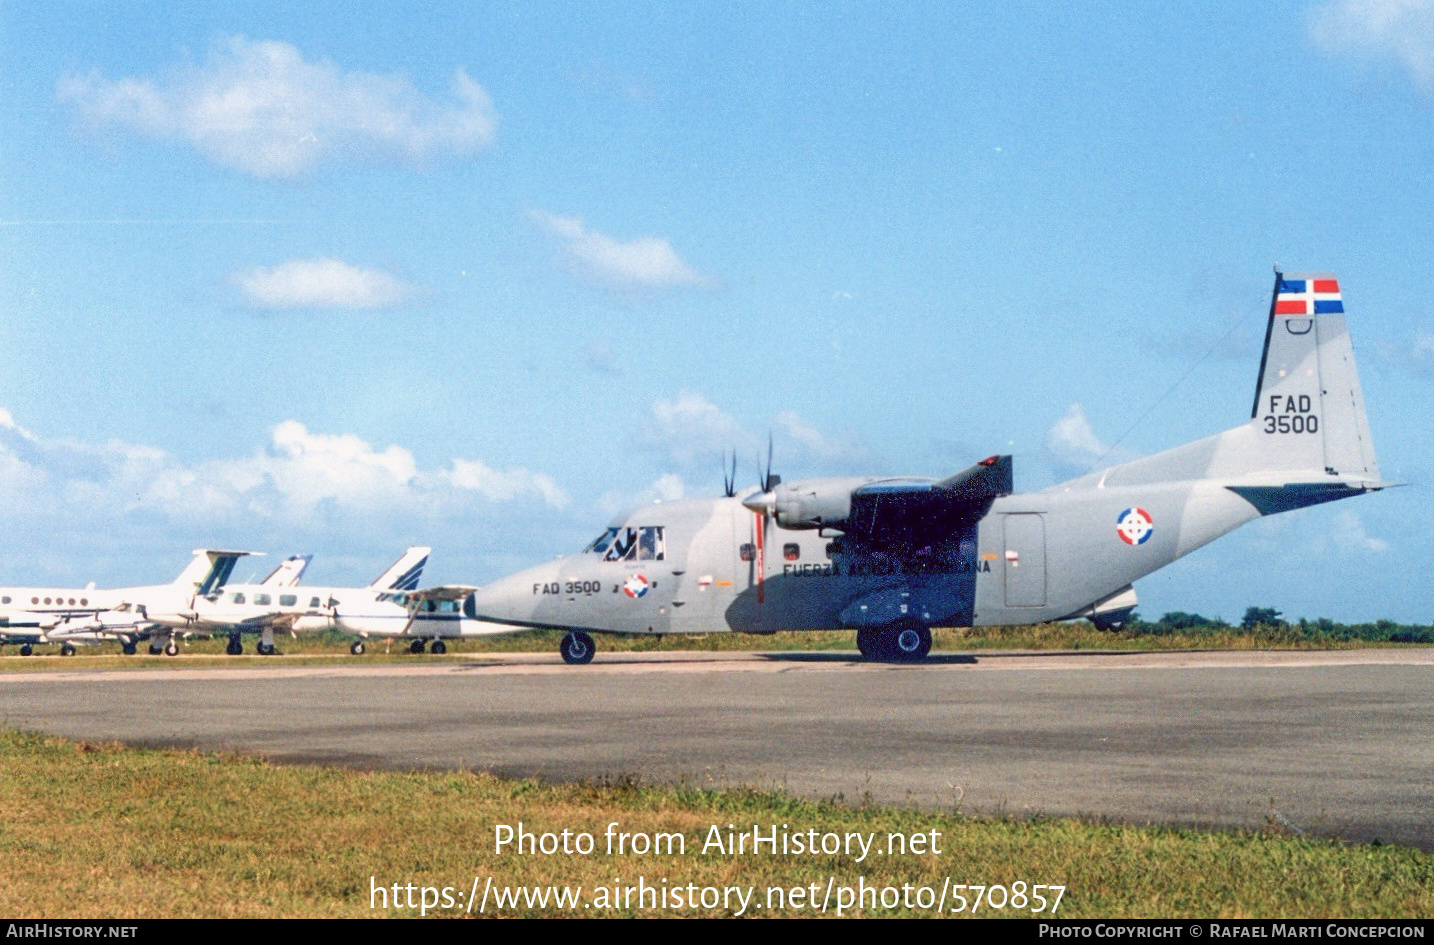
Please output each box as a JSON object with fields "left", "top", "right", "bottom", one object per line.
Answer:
{"left": 148, "top": 547, "right": 521, "bottom": 655}
{"left": 0, "top": 549, "right": 264, "bottom": 655}
{"left": 465, "top": 271, "right": 1390, "bottom": 664}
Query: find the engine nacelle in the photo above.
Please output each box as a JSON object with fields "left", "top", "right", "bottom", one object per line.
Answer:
{"left": 770, "top": 478, "right": 871, "bottom": 529}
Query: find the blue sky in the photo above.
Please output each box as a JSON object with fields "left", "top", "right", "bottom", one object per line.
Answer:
{"left": 1, "top": 1, "right": 1431, "bottom": 623}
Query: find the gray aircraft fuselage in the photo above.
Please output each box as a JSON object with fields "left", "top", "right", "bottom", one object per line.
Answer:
{"left": 467, "top": 272, "right": 1386, "bottom": 660}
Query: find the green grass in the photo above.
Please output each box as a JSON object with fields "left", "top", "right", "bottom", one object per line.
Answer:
{"left": 0, "top": 730, "right": 1429, "bottom": 919}
{"left": 3, "top": 622, "right": 1424, "bottom": 672}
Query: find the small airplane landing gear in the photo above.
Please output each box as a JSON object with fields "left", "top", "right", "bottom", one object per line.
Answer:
{"left": 888, "top": 620, "right": 932, "bottom": 662}
{"left": 350, "top": 641, "right": 366, "bottom": 656}
{"left": 855, "top": 627, "right": 881, "bottom": 659}
{"left": 19, "top": 644, "right": 33, "bottom": 656}
{"left": 164, "top": 641, "right": 179, "bottom": 657}
{"left": 60, "top": 644, "right": 76, "bottom": 657}
{"left": 256, "top": 642, "right": 276, "bottom": 656}
{"left": 121, "top": 642, "right": 137, "bottom": 655}
{"left": 226, "top": 636, "right": 243, "bottom": 656}
{"left": 409, "top": 639, "right": 426, "bottom": 654}
{"left": 430, "top": 640, "right": 447, "bottom": 655}
{"left": 560, "top": 630, "right": 595, "bottom": 665}
{"left": 148, "top": 643, "right": 164, "bottom": 655}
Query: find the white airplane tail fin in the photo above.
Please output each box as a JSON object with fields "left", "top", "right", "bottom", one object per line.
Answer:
{"left": 180, "top": 549, "right": 264, "bottom": 598}
{"left": 369, "top": 547, "right": 431, "bottom": 591}
{"left": 261, "top": 554, "right": 312, "bottom": 587}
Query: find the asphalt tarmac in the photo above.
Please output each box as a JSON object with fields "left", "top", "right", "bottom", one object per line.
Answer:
{"left": 1, "top": 648, "right": 1430, "bottom": 848}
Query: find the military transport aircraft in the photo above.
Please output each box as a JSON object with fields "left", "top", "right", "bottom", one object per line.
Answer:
{"left": 0, "top": 549, "right": 260, "bottom": 655}
{"left": 465, "top": 271, "right": 1389, "bottom": 664}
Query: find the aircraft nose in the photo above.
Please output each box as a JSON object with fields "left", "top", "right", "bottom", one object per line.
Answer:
{"left": 468, "top": 561, "right": 561, "bottom": 625}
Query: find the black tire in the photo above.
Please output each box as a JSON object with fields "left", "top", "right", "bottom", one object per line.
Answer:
{"left": 226, "top": 637, "right": 243, "bottom": 656}
{"left": 61, "top": 644, "right": 76, "bottom": 657}
{"left": 560, "top": 630, "right": 595, "bottom": 665}
{"left": 148, "top": 644, "right": 164, "bottom": 655}
{"left": 164, "top": 641, "right": 179, "bottom": 657}
{"left": 350, "top": 641, "right": 366, "bottom": 656}
{"left": 855, "top": 627, "right": 882, "bottom": 660}
{"left": 889, "top": 620, "right": 932, "bottom": 662}
{"left": 257, "top": 642, "right": 274, "bottom": 656}
{"left": 431, "top": 640, "right": 447, "bottom": 655}
{"left": 20, "top": 644, "right": 33, "bottom": 656}
{"left": 409, "top": 639, "right": 426, "bottom": 654}
{"left": 121, "top": 642, "right": 137, "bottom": 656}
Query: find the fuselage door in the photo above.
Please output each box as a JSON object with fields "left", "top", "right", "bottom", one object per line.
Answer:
{"left": 1003, "top": 513, "right": 1047, "bottom": 607}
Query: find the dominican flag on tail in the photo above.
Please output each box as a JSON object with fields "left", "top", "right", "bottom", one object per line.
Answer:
{"left": 1275, "top": 274, "right": 1343, "bottom": 316}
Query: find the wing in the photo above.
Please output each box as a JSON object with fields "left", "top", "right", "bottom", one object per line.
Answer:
{"left": 844, "top": 455, "right": 1013, "bottom": 552}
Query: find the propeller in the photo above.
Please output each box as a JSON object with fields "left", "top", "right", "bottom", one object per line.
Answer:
{"left": 721, "top": 450, "right": 738, "bottom": 498}
{"left": 740, "top": 433, "right": 782, "bottom": 605}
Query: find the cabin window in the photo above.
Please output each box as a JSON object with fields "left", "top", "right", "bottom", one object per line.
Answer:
{"left": 279, "top": 595, "right": 297, "bottom": 607}
{"left": 30, "top": 597, "right": 38, "bottom": 605}
{"left": 1, "top": 596, "right": 8, "bottom": 604}
{"left": 784, "top": 543, "right": 800, "bottom": 562}
{"left": 80, "top": 598, "right": 88, "bottom": 606}
{"left": 310, "top": 597, "right": 322, "bottom": 608}
{"left": 253, "top": 594, "right": 272, "bottom": 606}
{"left": 232, "top": 593, "right": 246, "bottom": 604}
{"left": 739, "top": 543, "right": 755, "bottom": 562}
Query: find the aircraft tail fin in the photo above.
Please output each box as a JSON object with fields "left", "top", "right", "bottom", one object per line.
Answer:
{"left": 181, "top": 550, "right": 263, "bottom": 598}
{"left": 369, "top": 547, "right": 431, "bottom": 591}
{"left": 260, "top": 554, "right": 312, "bottom": 587}
{"left": 1246, "top": 271, "right": 1380, "bottom": 482}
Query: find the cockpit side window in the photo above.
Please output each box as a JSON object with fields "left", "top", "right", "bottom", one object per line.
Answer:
{"left": 584, "top": 527, "right": 620, "bottom": 555}
{"left": 638, "top": 526, "right": 666, "bottom": 561}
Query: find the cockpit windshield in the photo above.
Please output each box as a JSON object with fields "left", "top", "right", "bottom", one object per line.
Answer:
{"left": 583, "top": 527, "right": 620, "bottom": 556}
{"left": 583, "top": 525, "right": 665, "bottom": 561}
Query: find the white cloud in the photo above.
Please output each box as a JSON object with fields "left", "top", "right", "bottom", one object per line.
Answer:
{"left": 1309, "top": 0, "right": 1434, "bottom": 91}
{"left": 448, "top": 458, "right": 568, "bottom": 508}
{"left": 1377, "top": 328, "right": 1434, "bottom": 374}
{"left": 642, "top": 392, "right": 873, "bottom": 479}
{"left": 645, "top": 392, "right": 756, "bottom": 469}
{"left": 774, "top": 410, "right": 873, "bottom": 467}
{"left": 0, "top": 410, "right": 567, "bottom": 532}
{"left": 529, "top": 210, "right": 715, "bottom": 292}
{"left": 58, "top": 36, "right": 496, "bottom": 178}
{"left": 1046, "top": 403, "right": 1110, "bottom": 470}
{"left": 1333, "top": 509, "right": 1390, "bottom": 553}
{"left": 236, "top": 258, "right": 415, "bottom": 310}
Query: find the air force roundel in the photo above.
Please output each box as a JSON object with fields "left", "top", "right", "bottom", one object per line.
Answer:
{"left": 1116, "top": 508, "right": 1154, "bottom": 546}
{"left": 623, "top": 574, "right": 650, "bottom": 599}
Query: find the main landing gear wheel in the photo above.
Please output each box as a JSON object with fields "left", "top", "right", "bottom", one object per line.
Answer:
{"left": 164, "top": 641, "right": 179, "bottom": 657}
{"left": 149, "top": 643, "right": 164, "bottom": 655}
{"left": 350, "top": 641, "right": 366, "bottom": 656}
{"left": 121, "top": 642, "right": 137, "bottom": 655}
{"left": 19, "top": 644, "right": 33, "bottom": 656}
{"left": 256, "top": 642, "right": 275, "bottom": 656}
{"left": 855, "top": 627, "right": 881, "bottom": 660}
{"left": 431, "top": 640, "right": 447, "bottom": 655}
{"left": 889, "top": 620, "right": 933, "bottom": 662}
{"left": 409, "top": 639, "right": 426, "bottom": 655}
{"left": 60, "top": 644, "right": 76, "bottom": 657}
{"left": 226, "top": 637, "right": 243, "bottom": 656}
{"left": 560, "top": 630, "right": 595, "bottom": 665}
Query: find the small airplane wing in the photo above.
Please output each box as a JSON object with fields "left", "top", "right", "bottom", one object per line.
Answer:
{"left": 845, "top": 455, "right": 1013, "bottom": 551}
{"left": 404, "top": 585, "right": 480, "bottom": 604}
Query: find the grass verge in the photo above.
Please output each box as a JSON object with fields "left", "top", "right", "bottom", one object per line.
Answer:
{"left": 0, "top": 730, "right": 1428, "bottom": 919}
